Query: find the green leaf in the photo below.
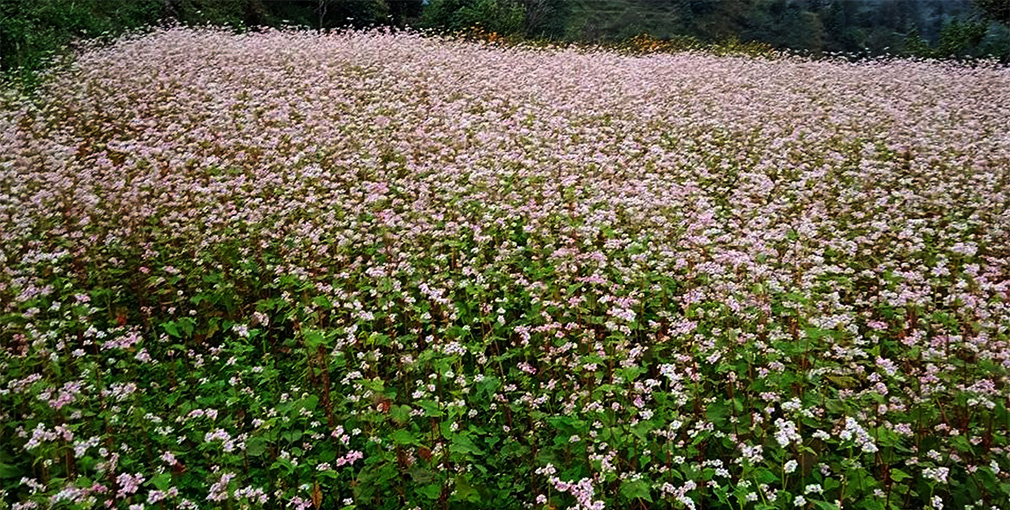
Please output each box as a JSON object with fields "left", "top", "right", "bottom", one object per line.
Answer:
{"left": 390, "top": 429, "right": 417, "bottom": 446}
{"left": 408, "top": 466, "right": 436, "bottom": 484}
{"left": 825, "top": 399, "right": 850, "bottom": 415}
{"left": 418, "top": 400, "right": 444, "bottom": 417}
{"left": 149, "top": 472, "right": 172, "bottom": 491}
{"left": 318, "top": 446, "right": 336, "bottom": 463}
{"left": 865, "top": 500, "right": 887, "bottom": 510}
{"left": 301, "top": 395, "right": 319, "bottom": 412}
{"left": 449, "top": 434, "right": 484, "bottom": 455}
{"left": 620, "top": 479, "right": 653, "bottom": 503}
{"left": 476, "top": 376, "right": 501, "bottom": 397}
{"left": 889, "top": 469, "right": 911, "bottom": 482}
{"left": 616, "top": 366, "right": 646, "bottom": 383}
{"left": 804, "top": 327, "right": 830, "bottom": 340}
{"left": 417, "top": 483, "right": 442, "bottom": 500}
{"left": 246, "top": 437, "right": 269, "bottom": 457}
{"left": 304, "top": 329, "right": 327, "bottom": 349}
{"left": 390, "top": 404, "right": 412, "bottom": 424}
{"left": 949, "top": 434, "right": 972, "bottom": 452}
{"left": 163, "top": 321, "right": 179, "bottom": 338}
{"left": 367, "top": 332, "right": 389, "bottom": 346}
{"left": 814, "top": 501, "right": 841, "bottom": 510}
{"left": 631, "top": 420, "right": 654, "bottom": 440}
{"left": 177, "top": 317, "right": 196, "bottom": 336}
{"left": 272, "top": 457, "right": 295, "bottom": 475}
{"left": 361, "top": 378, "right": 385, "bottom": 394}
{"left": 706, "top": 401, "right": 730, "bottom": 423}
{"left": 0, "top": 461, "right": 23, "bottom": 479}
{"left": 546, "top": 415, "right": 576, "bottom": 432}
{"left": 453, "top": 475, "right": 481, "bottom": 503}
{"left": 732, "top": 397, "right": 744, "bottom": 413}
{"left": 823, "top": 477, "right": 841, "bottom": 492}
{"left": 754, "top": 468, "right": 778, "bottom": 484}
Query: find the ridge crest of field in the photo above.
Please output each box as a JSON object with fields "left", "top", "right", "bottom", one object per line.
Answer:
{"left": 3, "top": 28, "right": 1008, "bottom": 256}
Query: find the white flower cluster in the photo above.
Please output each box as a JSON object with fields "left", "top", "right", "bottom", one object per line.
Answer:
{"left": 774, "top": 418, "right": 802, "bottom": 448}
{"left": 839, "top": 417, "right": 877, "bottom": 453}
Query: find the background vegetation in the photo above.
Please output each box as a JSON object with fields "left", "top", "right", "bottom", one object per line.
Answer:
{"left": 2, "top": 0, "right": 1009, "bottom": 85}
{"left": 563, "top": 0, "right": 1010, "bottom": 56}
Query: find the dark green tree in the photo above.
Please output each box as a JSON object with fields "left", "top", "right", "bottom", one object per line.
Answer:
{"left": 420, "top": 0, "right": 526, "bottom": 36}
{"left": 174, "top": 0, "right": 261, "bottom": 27}
{"left": 520, "top": 0, "right": 569, "bottom": 38}
{"left": 936, "top": 17, "right": 989, "bottom": 56}
{"left": 388, "top": 0, "right": 425, "bottom": 26}
{"left": 1, "top": 0, "right": 163, "bottom": 81}
{"left": 902, "top": 26, "right": 932, "bottom": 56}
{"left": 743, "top": 0, "right": 825, "bottom": 53}
{"left": 974, "top": 0, "right": 1010, "bottom": 24}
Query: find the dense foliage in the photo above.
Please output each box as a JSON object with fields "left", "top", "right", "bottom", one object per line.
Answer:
{"left": 563, "top": 0, "right": 1010, "bottom": 57}
{"left": 2, "top": 28, "right": 1010, "bottom": 510}
{"left": 0, "top": 0, "right": 414, "bottom": 82}
{"left": 3, "top": 0, "right": 1009, "bottom": 85}
{"left": 0, "top": 0, "right": 161, "bottom": 83}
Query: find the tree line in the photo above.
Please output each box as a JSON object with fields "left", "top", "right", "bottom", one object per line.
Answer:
{"left": 568, "top": 0, "right": 1009, "bottom": 57}
{"left": 2, "top": 0, "right": 1009, "bottom": 83}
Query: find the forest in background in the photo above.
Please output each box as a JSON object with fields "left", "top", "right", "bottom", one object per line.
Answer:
{"left": 2, "top": 0, "right": 1009, "bottom": 83}
{"left": 565, "top": 0, "right": 1009, "bottom": 54}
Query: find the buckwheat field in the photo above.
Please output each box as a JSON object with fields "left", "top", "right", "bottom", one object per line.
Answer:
{"left": 2, "top": 28, "right": 1010, "bottom": 510}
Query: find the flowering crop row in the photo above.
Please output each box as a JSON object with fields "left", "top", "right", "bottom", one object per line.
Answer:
{"left": 1, "top": 27, "right": 1009, "bottom": 510}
